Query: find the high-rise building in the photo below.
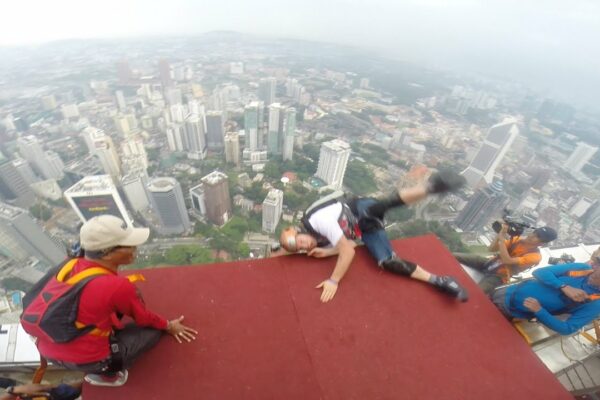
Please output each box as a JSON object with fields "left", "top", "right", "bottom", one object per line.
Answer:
{"left": 462, "top": 120, "right": 519, "bottom": 188}
{"left": 316, "top": 139, "right": 351, "bottom": 190}
{"left": 455, "top": 180, "right": 508, "bottom": 232}
{"left": 121, "top": 135, "right": 149, "bottom": 169}
{"left": 158, "top": 58, "right": 172, "bottom": 88}
{"left": 267, "top": 103, "right": 284, "bottom": 154}
{"left": 0, "top": 202, "right": 65, "bottom": 267}
{"left": 12, "top": 158, "right": 38, "bottom": 185}
{"left": 81, "top": 127, "right": 122, "bottom": 180}
{"left": 115, "top": 90, "right": 126, "bottom": 112}
{"left": 165, "top": 87, "right": 182, "bottom": 106}
{"left": 282, "top": 107, "right": 296, "bottom": 161}
{"left": 121, "top": 171, "right": 151, "bottom": 213}
{"left": 190, "top": 171, "right": 231, "bottom": 226}
{"left": 0, "top": 155, "right": 35, "bottom": 208}
{"left": 565, "top": 142, "right": 598, "bottom": 174}
{"left": 206, "top": 111, "right": 225, "bottom": 150}
{"left": 262, "top": 189, "right": 283, "bottom": 233}
{"left": 224, "top": 133, "right": 240, "bottom": 167}
{"left": 166, "top": 123, "right": 186, "bottom": 152}
{"left": 258, "top": 78, "right": 277, "bottom": 106}
{"left": 64, "top": 175, "right": 133, "bottom": 226}
{"left": 116, "top": 60, "right": 133, "bottom": 85}
{"left": 17, "top": 135, "right": 57, "bottom": 180}
{"left": 185, "top": 114, "right": 207, "bottom": 160}
{"left": 44, "top": 150, "right": 65, "bottom": 180}
{"left": 244, "top": 101, "right": 264, "bottom": 151}
{"left": 147, "top": 177, "right": 191, "bottom": 235}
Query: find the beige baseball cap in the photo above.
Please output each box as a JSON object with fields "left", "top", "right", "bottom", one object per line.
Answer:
{"left": 80, "top": 215, "right": 150, "bottom": 251}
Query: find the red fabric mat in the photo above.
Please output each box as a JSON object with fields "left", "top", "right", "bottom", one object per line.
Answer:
{"left": 84, "top": 235, "right": 571, "bottom": 400}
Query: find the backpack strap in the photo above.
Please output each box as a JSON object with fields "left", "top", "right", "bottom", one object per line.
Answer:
{"left": 568, "top": 270, "right": 594, "bottom": 277}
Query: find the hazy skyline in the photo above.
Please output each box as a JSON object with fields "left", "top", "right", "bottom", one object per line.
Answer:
{"left": 2, "top": 0, "right": 599, "bottom": 109}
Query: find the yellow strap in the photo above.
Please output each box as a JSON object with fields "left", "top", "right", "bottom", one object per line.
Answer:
{"left": 512, "top": 321, "right": 533, "bottom": 345}
{"left": 126, "top": 273, "right": 145, "bottom": 283}
{"left": 65, "top": 267, "right": 113, "bottom": 285}
{"left": 74, "top": 321, "right": 111, "bottom": 337}
{"left": 56, "top": 259, "right": 80, "bottom": 282}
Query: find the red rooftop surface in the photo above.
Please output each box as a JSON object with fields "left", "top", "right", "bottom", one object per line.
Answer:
{"left": 84, "top": 235, "right": 571, "bottom": 400}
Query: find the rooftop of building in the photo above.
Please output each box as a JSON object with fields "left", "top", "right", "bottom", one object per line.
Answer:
{"left": 63, "top": 175, "right": 115, "bottom": 194}
{"left": 81, "top": 235, "right": 570, "bottom": 400}
{"left": 0, "top": 203, "right": 22, "bottom": 219}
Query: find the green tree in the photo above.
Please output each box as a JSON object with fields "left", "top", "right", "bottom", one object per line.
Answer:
{"left": 344, "top": 160, "right": 377, "bottom": 195}
{"left": 29, "top": 204, "right": 52, "bottom": 221}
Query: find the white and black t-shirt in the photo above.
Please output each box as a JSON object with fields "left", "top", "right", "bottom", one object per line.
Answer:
{"left": 307, "top": 202, "right": 344, "bottom": 248}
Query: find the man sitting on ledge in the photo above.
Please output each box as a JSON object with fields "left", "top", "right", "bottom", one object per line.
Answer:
{"left": 277, "top": 169, "right": 469, "bottom": 303}
{"left": 491, "top": 250, "right": 600, "bottom": 335}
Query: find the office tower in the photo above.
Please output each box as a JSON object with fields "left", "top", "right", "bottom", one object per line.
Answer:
{"left": 115, "top": 90, "right": 126, "bottom": 112}
{"left": 121, "top": 171, "right": 151, "bottom": 213}
{"left": 44, "top": 150, "right": 65, "bottom": 180}
{"left": 17, "top": 135, "right": 56, "bottom": 180}
{"left": 455, "top": 180, "right": 508, "bottom": 232}
{"left": 565, "top": 142, "right": 598, "bottom": 174}
{"left": 61, "top": 104, "right": 80, "bottom": 120}
{"left": 170, "top": 104, "right": 186, "bottom": 122}
{"left": 121, "top": 135, "right": 149, "bottom": 169}
{"left": 166, "top": 123, "right": 186, "bottom": 152}
{"left": 114, "top": 116, "right": 130, "bottom": 137}
{"left": 224, "top": 133, "right": 240, "bottom": 167}
{"left": 282, "top": 107, "right": 296, "bottom": 161}
{"left": 190, "top": 171, "right": 231, "bottom": 226}
{"left": 462, "top": 120, "right": 519, "bottom": 188}
{"left": 116, "top": 60, "right": 133, "bottom": 85}
{"left": 0, "top": 202, "right": 65, "bottom": 267}
{"left": 147, "top": 177, "right": 191, "bottom": 235}
{"left": 12, "top": 158, "right": 38, "bottom": 185}
{"left": 158, "top": 58, "right": 172, "bottom": 88}
{"left": 185, "top": 114, "right": 207, "bottom": 160}
{"left": 165, "top": 87, "right": 182, "bottom": 106}
{"left": 267, "top": 103, "right": 284, "bottom": 154}
{"left": 81, "top": 127, "right": 122, "bottom": 180}
{"left": 0, "top": 156, "right": 35, "bottom": 208}
{"left": 262, "top": 189, "right": 283, "bottom": 233}
{"left": 41, "top": 95, "right": 57, "bottom": 110}
{"left": 258, "top": 78, "right": 277, "bottom": 106}
{"left": 244, "top": 101, "right": 264, "bottom": 151}
{"left": 206, "top": 111, "right": 225, "bottom": 150}
{"left": 64, "top": 175, "right": 133, "bottom": 226}
{"left": 316, "top": 139, "right": 351, "bottom": 190}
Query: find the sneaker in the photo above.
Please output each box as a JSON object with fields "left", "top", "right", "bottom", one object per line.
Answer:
{"left": 427, "top": 170, "right": 466, "bottom": 194}
{"left": 84, "top": 370, "right": 128, "bottom": 387}
{"left": 434, "top": 276, "right": 469, "bottom": 302}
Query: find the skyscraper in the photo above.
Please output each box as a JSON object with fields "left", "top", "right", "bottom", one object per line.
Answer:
{"left": 206, "top": 111, "right": 225, "bottom": 150}
{"left": 0, "top": 156, "right": 35, "bottom": 208}
{"left": 166, "top": 123, "right": 186, "bottom": 152}
{"left": 190, "top": 171, "right": 231, "bottom": 226}
{"left": 81, "top": 127, "right": 122, "bottom": 181}
{"left": 462, "top": 120, "right": 519, "bottom": 188}
{"left": 262, "top": 189, "right": 283, "bottom": 233}
{"left": 316, "top": 139, "right": 351, "bottom": 190}
{"left": 455, "top": 180, "right": 508, "bottom": 232}
{"left": 0, "top": 202, "right": 65, "bottom": 267}
{"left": 224, "top": 133, "right": 241, "bottom": 167}
{"left": 115, "top": 90, "right": 127, "bottom": 112}
{"left": 147, "top": 177, "right": 191, "bottom": 235}
{"left": 12, "top": 158, "right": 38, "bottom": 185}
{"left": 267, "top": 103, "right": 284, "bottom": 154}
{"left": 282, "top": 107, "right": 296, "bottom": 161}
{"left": 64, "top": 175, "right": 133, "bottom": 226}
{"left": 185, "top": 113, "right": 207, "bottom": 160}
{"left": 258, "top": 78, "right": 277, "bottom": 106}
{"left": 121, "top": 135, "right": 149, "bottom": 170}
{"left": 121, "top": 171, "right": 151, "bottom": 213}
{"left": 17, "top": 135, "right": 58, "bottom": 180}
{"left": 158, "top": 58, "right": 172, "bottom": 88}
{"left": 44, "top": 151, "right": 64, "bottom": 180}
{"left": 244, "top": 101, "right": 264, "bottom": 151}
{"left": 564, "top": 142, "right": 598, "bottom": 174}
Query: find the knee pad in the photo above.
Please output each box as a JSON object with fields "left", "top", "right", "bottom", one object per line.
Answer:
{"left": 381, "top": 258, "right": 417, "bottom": 276}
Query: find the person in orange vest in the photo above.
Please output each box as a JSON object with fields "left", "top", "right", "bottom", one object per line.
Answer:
{"left": 454, "top": 223, "right": 557, "bottom": 294}
{"left": 28, "top": 215, "right": 198, "bottom": 387}
{"left": 491, "top": 249, "right": 600, "bottom": 335}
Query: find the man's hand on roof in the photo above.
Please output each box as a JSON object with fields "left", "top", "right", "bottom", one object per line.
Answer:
{"left": 316, "top": 279, "right": 338, "bottom": 303}
{"left": 308, "top": 247, "right": 335, "bottom": 258}
{"left": 523, "top": 297, "right": 542, "bottom": 313}
{"left": 561, "top": 286, "right": 588, "bottom": 303}
{"left": 166, "top": 316, "right": 198, "bottom": 344}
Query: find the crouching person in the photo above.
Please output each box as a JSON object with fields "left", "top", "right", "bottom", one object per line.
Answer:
{"left": 491, "top": 250, "right": 600, "bottom": 335}
{"left": 21, "top": 215, "right": 197, "bottom": 387}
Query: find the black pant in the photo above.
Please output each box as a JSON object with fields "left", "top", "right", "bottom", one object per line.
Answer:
{"left": 453, "top": 253, "right": 503, "bottom": 294}
{"left": 50, "top": 324, "right": 163, "bottom": 374}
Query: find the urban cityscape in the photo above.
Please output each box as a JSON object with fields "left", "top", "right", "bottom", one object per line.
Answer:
{"left": 0, "top": 32, "right": 599, "bottom": 322}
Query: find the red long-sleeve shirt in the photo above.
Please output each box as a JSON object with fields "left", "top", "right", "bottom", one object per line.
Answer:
{"left": 37, "top": 258, "right": 168, "bottom": 364}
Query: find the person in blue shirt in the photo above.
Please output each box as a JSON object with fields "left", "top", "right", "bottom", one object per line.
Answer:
{"left": 491, "top": 251, "right": 600, "bottom": 335}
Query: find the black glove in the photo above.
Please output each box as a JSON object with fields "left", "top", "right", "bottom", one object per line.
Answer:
{"left": 427, "top": 169, "right": 466, "bottom": 194}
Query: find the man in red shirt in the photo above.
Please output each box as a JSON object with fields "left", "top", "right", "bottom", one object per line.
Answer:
{"left": 37, "top": 215, "right": 197, "bottom": 387}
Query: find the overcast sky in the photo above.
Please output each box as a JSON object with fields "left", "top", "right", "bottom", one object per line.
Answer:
{"left": 2, "top": 0, "right": 599, "bottom": 108}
